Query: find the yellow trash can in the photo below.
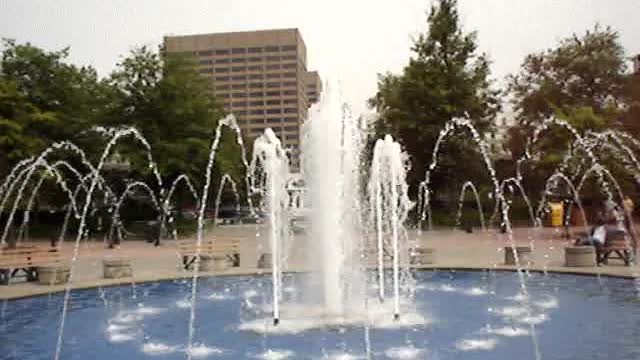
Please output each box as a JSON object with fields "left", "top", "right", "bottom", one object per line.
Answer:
{"left": 550, "top": 202, "right": 564, "bottom": 227}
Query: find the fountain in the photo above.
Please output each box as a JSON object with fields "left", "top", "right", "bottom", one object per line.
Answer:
{"left": 1, "top": 85, "right": 640, "bottom": 360}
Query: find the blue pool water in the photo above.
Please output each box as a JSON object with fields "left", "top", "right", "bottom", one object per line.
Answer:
{"left": 1, "top": 270, "right": 639, "bottom": 359}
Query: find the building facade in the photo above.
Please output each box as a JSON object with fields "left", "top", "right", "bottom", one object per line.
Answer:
{"left": 164, "top": 28, "right": 321, "bottom": 169}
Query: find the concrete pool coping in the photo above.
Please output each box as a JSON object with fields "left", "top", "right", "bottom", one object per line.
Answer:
{"left": 1, "top": 263, "right": 636, "bottom": 301}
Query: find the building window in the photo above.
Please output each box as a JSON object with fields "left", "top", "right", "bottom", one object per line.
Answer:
{"left": 248, "top": 74, "right": 263, "bottom": 80}
{"left": 232, "top": 101, "right": 247, "bottom": 107}
{"left": 307, "top": 91, "right": 317, "bottom": 97}
{"left": 199, "top": 59, "right": 212, "bottom": 65}
{"left": 219, "top": 93, "right": 231, "bottom": 99}
{"left": 265, "top": 46, "right": 280, "bottom": 52}
{"left": 249, "top": 83, "right": 263, "bottom": 89}
{"left": 283, "top": 55, "right": 297, "bottom": 61}
{"left": 248, "top": 65, "right": 263, "bottom": 71}
{"left": 216, "top": 85, "right": 230, "bottom": 91}
{"left": 266, "top": 108, "right": 282, "bottom": 114}
{"left": 281, "top": 45, "right": 297, "bottom": 52}
{"left": 284, "top": 108, "right": 298, "bottom": 114}
{"left": 266, "top": 73, "right": 281, "bottom": 79}
{"left": 232, "top": 66, "right": 246, "bottom": 72}
{"left": 231, "top": 75, "right": 246, "bottom": 81}
{"left": 283, "top": 90, "right": 296, "bottom": 96}
{"left": 283, "top": 72, "right": 296, "bottom": 78}
{"left": 266, "top": 64, "right": 280, "bottom": 70}
{"left": 266, "top": 82, "right": 280, "bottom": 88}
{"left": 266, "top": 91, "right": 280, "bottom": 97}
{"left": 266, "top": 99, "right": 281, "bottom": 105}
{"left": 266, "top": 118, "right": 281, "bottom": 123}
{"left": 250, "top": 109, "right": 264, "bottom": 115}
{"left": 231, "top": 57, "right": 245, "bottom": 63}
{"left": 215, "top": 67, "right": 229, "bottom": 73}
{"left": 266, "top": 56, "right": 280, "bottom": 62}
{"left": 215, "top": 76, "right": 229, "bottom": 82}
{"left": 215, "top": 49, "right": 230, "bottom": 55}
{"left": 249, "top": 47, "right": 263, "bottom": 53}
{"left": 200, "top": 68, "right": 213, "bottom": 74}
{"left": 232, "top": 84, "right": 245, "bottom": 89}
{"left": 283, "top": 98, "right": 297, "bottom": 104}
{"left": 215, "top": 58, "right": 230, "bottom": 64}
{"left": 251, "top": 128, "right": 264, "bottom": 134}
{"left": 249, "top": 57, "right": 262, "bottom": 62}
{"left": 284, "top": 117, "right": 297, "bottom": 122}
{"left": 249, "top": 92, "right": 264, "bottom": 97}
{"left": 283, "top": 81, "right": 296, "bottom": 87}
{"left": 282, "top": 63, "right": 297, "bottom": 69}
{"left": 285, "top": 134, "right": 298, "bottom": 140}
{"left": 235, "top": 110, "right": 247, "bottom": 116}
{"left": 232, "top": 48, "right": 246, "bottom": 54}
{"left": 284, "top": 126, "right": 298, "bottom": 131}
{"left": 198, "top": 50, "right": 213, "bottom": 56}
{"left": 249, "top": 100, "right": 264, "bottom": 106}
{"left": 232, "top": 93, "right": 247, "bottom": 98}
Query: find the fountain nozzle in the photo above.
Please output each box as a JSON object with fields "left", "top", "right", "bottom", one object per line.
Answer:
{"left": 273, "top": 318, "right": 280, "bottom": 326}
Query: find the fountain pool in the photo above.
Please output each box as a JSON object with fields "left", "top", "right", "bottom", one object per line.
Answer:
{"left": 2, "top": 270, "right": 639, "bottom": 360}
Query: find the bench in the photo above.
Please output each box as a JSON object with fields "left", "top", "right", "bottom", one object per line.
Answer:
{"left": 0, "top": 246, "right": 64, "bottom": 285}
{"left": 598, "top": 231, "right": 633, "bottom": 266}
{"left": 177, "top": 238, "right": 241, "bottom": 270}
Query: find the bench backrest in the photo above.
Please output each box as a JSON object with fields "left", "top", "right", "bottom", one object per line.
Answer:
{"left": 0, "top": 246, "right": 63, "bottom": 268}
{"left": 177, "top": 238, "right": 240, "bottom": 255}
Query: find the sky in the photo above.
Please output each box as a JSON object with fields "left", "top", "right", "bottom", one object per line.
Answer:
{"left": 1, "top": 0, "right": 639, "bottom": 116}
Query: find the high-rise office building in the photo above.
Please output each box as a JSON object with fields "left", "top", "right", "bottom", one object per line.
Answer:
{"left": 164, "top": 28, "right": 321, "bottom": 169}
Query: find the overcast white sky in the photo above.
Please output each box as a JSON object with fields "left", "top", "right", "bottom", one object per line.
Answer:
{"left": 1, "top": 0, "right": 639, "bottom": 115}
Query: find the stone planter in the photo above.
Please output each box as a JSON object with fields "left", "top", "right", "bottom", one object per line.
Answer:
{"left": 504, "top": 246, "right": 533, "bottom": 266}
{"left": 199, "top": 255, "right": 229, "bottom": 272}
{"left": 37, "top": 265, "right": 70, "bottom": 285}
{"left": 565, "top": 246, "right": 596, "bottom": 267}
{"left": 258, "top": 253, "right": 272, "bottom": 269}
{"left": 103, "top": 259, "right": 133, "bottom": 279}
{"left": 410, "top": 248, "right": 435, "bottom": 265}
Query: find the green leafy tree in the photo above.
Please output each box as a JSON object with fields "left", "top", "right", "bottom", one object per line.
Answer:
{"left": 507, "top": 26, "right": 632, "bottom": 203}
{"left": 369, "top": 0, "right": 500, "bottom": 204}
{"left": 107, "top": 46, "right": 243, "bottom": 194}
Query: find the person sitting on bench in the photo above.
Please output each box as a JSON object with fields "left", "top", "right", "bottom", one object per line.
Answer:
{"left": 574, "top": 216, "right": 607, "bottom": 251}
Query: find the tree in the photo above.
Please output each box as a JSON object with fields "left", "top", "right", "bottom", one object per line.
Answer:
{"left": 507, "top": 26, "right": 628, "bottom": 154}
{"left": 106, "top": 46, "right": 242, "bottom": 193}
{"left": 369, "top": 0, "right": 500, "bottom": 203}
{"left": 507, "top": 26, "right": 632, "bottom": 203}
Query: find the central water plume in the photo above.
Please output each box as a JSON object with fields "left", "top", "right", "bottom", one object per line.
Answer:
{"left": 302, "top": 84, "right": 366, "bottom": 316}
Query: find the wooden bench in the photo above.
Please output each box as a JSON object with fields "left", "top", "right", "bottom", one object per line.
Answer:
{"left": 0, "top": 246, "right": 64, "bottom": 285}
{"left": 177, "top": 238, "right": 240, "bottom": 270}
{"left": 597, "top": 231, "right": 633, "bottom": 266}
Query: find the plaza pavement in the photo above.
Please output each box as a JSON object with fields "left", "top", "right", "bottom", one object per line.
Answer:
{"left": 1, "top": 224, "right": 638, "bottom": 300}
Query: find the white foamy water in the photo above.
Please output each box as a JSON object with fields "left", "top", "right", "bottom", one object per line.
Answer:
{"left": 517, "top": 313, "right": 548, "bottom": 325}
{"left": 488, "top": 326, "right": 530, "bottom": 337}
{"left": 106, "top": 324, "right": 129, "bottom": 333}
{"left": 463, "top": 287, "right": 488, "bottom": 296}
{"left": 111, "top": 312, "right": 140, "bottom": 324}
{"left": 384, "top": 345, "right": 425, "bottom": 359}
{"left": 207, "top": 293, "right": 233, "bottom": 301}
{"left": 238, "top": 302, "right": 429, "bottom": 334}
{"left": 455, "top": 338, "right": 498, "bottom": 351}
{"left": 495, "top": 306, "right": 528, "bottom": 317}
{"left": 136, "top": 306, "right": 165, "bottom": 315}
{"left": 187, "top": 344, "right": 225, "bottom": 358}
{"left": 142, "top": 342, "right": 177, "bottom": 355}
{"left": 108, "top": 332, "right": 135, "bottom": 343}
{"left": 534, "top": 297, "right": 559, "bottom": 309}
{"left": 506, "top": 293, "right": 526, "bottom": 301}
{"left": 243, "top": 290, "right": 259, "bottom": 299}
{"left": 176, "top": 299, "right": 192, "bottom": 308}
{"left": 253, "top": 349, "right": 295, "bottom": 359}
{"left": 439, "top": 284, "right": 457, "bottom": 292}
